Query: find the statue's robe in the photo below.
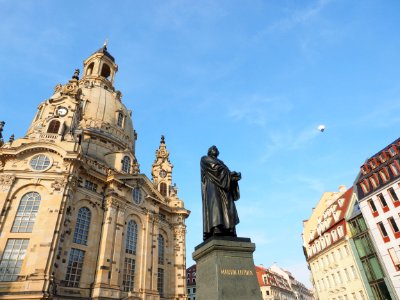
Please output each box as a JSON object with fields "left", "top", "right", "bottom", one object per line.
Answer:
{"left": 201, "top": 155, "right": 240, "bottom": 239}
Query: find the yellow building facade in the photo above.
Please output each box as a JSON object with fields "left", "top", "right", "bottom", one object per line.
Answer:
{"left": 0, "top": 46, "right": 189, "bottom": 300}
{"left": 303, "top": 187, "right": 369, "bottom": 300}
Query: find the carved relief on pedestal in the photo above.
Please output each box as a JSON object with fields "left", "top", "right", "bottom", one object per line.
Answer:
{"left": 0, "top": 175, "right": 16, "bottom": 191}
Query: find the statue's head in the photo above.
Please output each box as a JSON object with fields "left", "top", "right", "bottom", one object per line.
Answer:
{"left": 207, "top": 145, "right": 219, "bottom": 158}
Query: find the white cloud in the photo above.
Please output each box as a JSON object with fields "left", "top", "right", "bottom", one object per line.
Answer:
{"left": 228, "top": 94, "right": 293, "bottom": 127}
{"left": 293, "top": 174, "right": 326, "bottom": 194}
{"left": 353, "top": 99, "right": 400, "bottom": 129}
{"left": 269, "top": 0, "right": 332, "bottom": 32}
{"left": 153, "top": 0, "right": 226, "bottom": 30}
{"left": 240, "top": 229, "right": 273, "bottom": 246}
{"left": 261, "top": 125, "right": 320, "bottom": 161}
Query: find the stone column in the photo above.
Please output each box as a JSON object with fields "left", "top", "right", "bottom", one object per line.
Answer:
{"left": 92, "top": 196, "right": 119, "bottom": 298}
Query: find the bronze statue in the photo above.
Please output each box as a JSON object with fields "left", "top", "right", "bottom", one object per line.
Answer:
{"left": 201, "top": 145, "right": 241, "bottom": 241}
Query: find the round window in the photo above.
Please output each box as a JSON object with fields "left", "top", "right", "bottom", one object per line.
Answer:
{"left": 132, "top": 187, "right": 142, "bottom": 205}
{"left": 30, "top": 154, "right": 52, "bottom": 171}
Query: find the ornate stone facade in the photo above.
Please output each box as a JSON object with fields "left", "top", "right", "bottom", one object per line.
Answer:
{"left": 0, "top": 45, "right": 189, "bottom": 300}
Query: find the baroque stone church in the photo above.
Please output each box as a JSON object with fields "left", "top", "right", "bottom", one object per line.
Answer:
{"left": 0, "top": 45, "right": 190, "bottom": 300}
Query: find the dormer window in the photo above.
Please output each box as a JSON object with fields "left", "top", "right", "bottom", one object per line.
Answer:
{"left": 369, "top": 174, "right": 379, "bottom": 189}
{"left": 360, "top": 179, "right": 370, "bottom": 194}
{"left": 379, "top": 152, "right": 389, "bottom": 163}
{"left": 369, "top": 158, "right": 378, "bottom": 169}
{"left": 361, "top": 164, "right": 370, "bottom": 175}
{"left": 379, "top": 168, "right": 390, "bottom": 183}
{"left": 390, "top": 161, "right": 400, "bottom": 177}
{"left": 47, "top": 120, "right": 60, "bottom": 134}
{"left": 117, "top": 112, "right": 124, "bottom": 127}
{"left": 86, "top": 62, "right": 94, "bottom": 75}
{"left": 389, "top": 146, "right": 397, "bottom": 157}
{"left": 101, "top": 63, "right": 111, "bottom": 79}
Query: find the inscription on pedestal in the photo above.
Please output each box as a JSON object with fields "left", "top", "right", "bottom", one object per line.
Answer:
{"left": 220, "top": 268, "right": 254, "bottom": 276}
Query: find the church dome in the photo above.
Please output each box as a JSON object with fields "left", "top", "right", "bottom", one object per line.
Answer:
{"left": 77, "top": 45, "right": 137, "bottom": 156}
{"left": 24, "top": 45, "right": 138, "bottom": 171}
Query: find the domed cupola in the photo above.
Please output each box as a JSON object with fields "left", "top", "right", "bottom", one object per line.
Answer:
{"left": 82, "top": 42, "right": 118, "bottom": 88}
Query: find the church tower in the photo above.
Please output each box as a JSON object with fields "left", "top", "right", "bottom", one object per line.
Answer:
{"left": 0, "top": 45, "right": 189, "bottom": 300}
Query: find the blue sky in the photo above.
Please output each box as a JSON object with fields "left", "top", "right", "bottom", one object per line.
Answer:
{"left": 1, "top": 0, "right": 400, "bottom": 287}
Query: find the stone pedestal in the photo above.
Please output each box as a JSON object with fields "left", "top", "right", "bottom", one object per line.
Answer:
{"left": 192, "top": 236, "right": 263, "bottom": 300}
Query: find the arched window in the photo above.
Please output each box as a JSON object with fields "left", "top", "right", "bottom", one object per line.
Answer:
{"left": 125, "top": 220, "right": 138, "bottom": 255}
{"left": 101, "top": 64, "right": 111, "bottom": 79}
{"left": 73, "top": 207, "right": 91, "bottom": 245}
{"left": 86, "top": 62, "right": 94, "bottom": 75}
{"left": 12, "top": 192, "right": 41, "bottom": 232}
{"left": 158, "top": 234, "right": 165, "bottom": 265}
{"left": 47, "top": 120, "right": 60, "bottom": 134}
{"left": 122, "top": 156, "right": 131, "bottom": 173}
{"left": 159, "top": 182, "right": 167, "bottom": 196}
{"left": 117, "top": 112, "right": 124, "bottom": 127}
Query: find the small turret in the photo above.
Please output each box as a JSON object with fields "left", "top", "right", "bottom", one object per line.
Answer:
{"left": 82, "top": 42, "right": 118, "bottom": 88}
{"left": 151, "top": 135, "right": 176, "bottom": 197}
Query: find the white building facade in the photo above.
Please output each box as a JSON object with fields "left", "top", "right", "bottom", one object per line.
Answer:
{"left": 355, "top": 138, "right": 400, "bottom": 298}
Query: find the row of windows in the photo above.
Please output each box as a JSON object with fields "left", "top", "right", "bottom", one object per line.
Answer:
{"left": 38, "top": 109, "right": 126, "bottom": 135}
{"left": 86, "top": 61, "right": 112, "bottom": 79}
{"left": 331, "top": 291, "right": 366, "bottom": 300}
{"left": 361, "top": 146, "right": 399, "bottom": 176}
{"left": 187, "top": 277, "right": 196, "bottom": 284}
{"left": 84, "top": 180, "right": 98, "bottom": 192}
{"left": 367, "top": 186, "right": 400, "bottom": 217}
{"left": 0, "top": 191, "right": 167, "bottom": 286}
{"left": 360, "top": 162, "right": 400, "bottom": 193}
{"left": 0, "top": 235, "right": 166, "bottom": 287}
{"left": 311, "top": 245, "right": 350, "bottom": 272}
{"left": 315, "top": 265, "right": 358, "bottom": 292}
{"left": 263, "top": 289, "right": 293, "bottom": 298}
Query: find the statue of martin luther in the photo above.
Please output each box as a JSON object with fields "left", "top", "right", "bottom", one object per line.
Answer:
{"left": 200, "top": 145, "right": 241, "bottom": 241}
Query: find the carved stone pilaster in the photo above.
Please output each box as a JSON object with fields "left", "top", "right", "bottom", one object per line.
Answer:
{"left": 173, "top": 226, "right": 186, "bottom": 240}
{"left": 68, "top": 175, "right": 79, "bottom": 192}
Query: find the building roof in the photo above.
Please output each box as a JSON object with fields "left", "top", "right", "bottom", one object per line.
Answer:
{"left": 303, "top": 187, "right": 354, "bottom": 259}
{"left": 354, "top": 137, "right": 400, "bottom": 200}
{"left": 255, "top": 266, "right": 292, "bottom": 292}
{"left": 91, "top": 44, "right": 115, "bottom": 62}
